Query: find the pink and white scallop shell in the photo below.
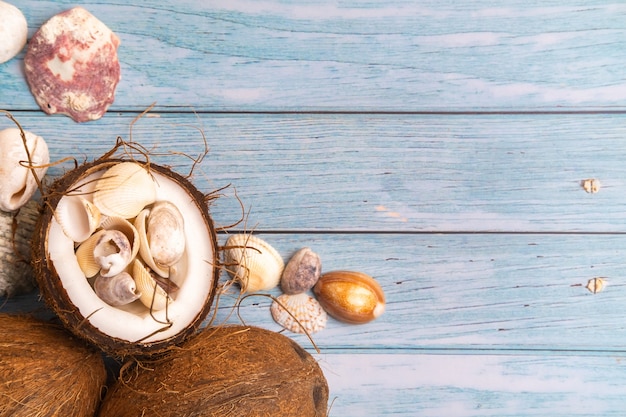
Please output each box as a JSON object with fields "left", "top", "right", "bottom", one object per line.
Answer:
{"left": 24, "top": 7, "right": 121, "bottom": 123}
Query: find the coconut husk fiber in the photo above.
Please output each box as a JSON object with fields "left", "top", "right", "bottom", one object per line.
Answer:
{"left": 0, "top": 314, "right": 106, "bottom": 417}
{"left": 99, "top": 325, "right": 329, "bottom": 417}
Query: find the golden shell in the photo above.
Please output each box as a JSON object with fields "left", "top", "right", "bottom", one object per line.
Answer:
{"left": 313, "top": 270, "right": 385, "bottom": 324}
{"left": 55, "top": 195, "right": 101, "bottom": 243}
{"left": 133, "top": 259, "right": 170, "bottom": 311}
{"left": 270, "top": 293, "right": 327, "bottom": 334}
{"left": 223, "top": 234, "right": 284, "bottom": 293}
{"left": 92, "top": 162, "right": 156, "bottom": 219}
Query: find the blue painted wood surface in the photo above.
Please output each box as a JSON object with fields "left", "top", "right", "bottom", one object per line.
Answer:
{"left": 2, "top": 1, "right": 626, "bottom": 415}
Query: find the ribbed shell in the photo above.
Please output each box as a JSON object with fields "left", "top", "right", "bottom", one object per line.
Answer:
{"left": 133, "top": 259, "right": 170, "bottom": 311}
{"left": 224, "top": 234, "right": 284, "bottom": 293}
{"left": 270, "top": 293, "right": 327, "bottom": 334}
{"left": 92, "top": 162, "right": 156, "bottom": 219}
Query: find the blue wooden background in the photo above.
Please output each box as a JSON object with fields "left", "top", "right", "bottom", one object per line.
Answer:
{"left": 2, "top": 1, "right": 626, "bottom": 415}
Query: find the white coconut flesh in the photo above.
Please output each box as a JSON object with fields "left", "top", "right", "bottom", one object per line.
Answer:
{"left": 47, "top": 169, "right": 215, "bottom": 344}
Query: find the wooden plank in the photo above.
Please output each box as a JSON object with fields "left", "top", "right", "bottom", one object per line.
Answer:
{"left": 4, "top": 233, "right": 626, "bottom": 352}
{"left": 2, "top": 111, "right": 626, "bottom": 232}
{"left": 320, "top": 352, "right": 626, "bottom": 416}
{"left": 2, "top": 1, "right": 626, "bottom": 111}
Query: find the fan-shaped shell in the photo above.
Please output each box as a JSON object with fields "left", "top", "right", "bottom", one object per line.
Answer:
{"left": 55, "top": 195, "right": 101, "bottom": 243}
{"left": 94, "top": 272, "right": 141, "bottom": 307}
{"left": 93, "top": 162, "right": 156, "bottom": 219}
{"left": 224, "top": 234, "right": 284, "bottom": 293}
{"left": 75, "top": 229, "right": 106, "bottom": 278}
{"left": 270, "top": 293, "right": 327, "bottom": 334}
{"left": 133, "top": 259, "right": 170, "bottom": 311}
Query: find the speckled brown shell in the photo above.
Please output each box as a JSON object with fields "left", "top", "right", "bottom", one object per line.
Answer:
{"left": 24, "top": 7, "right": 121, "bottom": 122}
{"left": 280, "top": 247, "right": 322, "bottom": 294}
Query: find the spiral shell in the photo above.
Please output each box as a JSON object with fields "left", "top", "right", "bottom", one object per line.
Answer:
{"left": 0, "top": 128, "right": 49, "bottom": 212}
{"left": 270, "top": 293, "right": 327, "bottom": 334}
{"left": 223, "top": 234, "right": 284, "bottom": 293}
{"left": 93, "top": 162, "right": 156, "bottom": 219}
{"left": 93, "top": 230, "right": 133, "bottom": 278}
{"left": 93, "top": 272, "right": 141, "bottom": 307}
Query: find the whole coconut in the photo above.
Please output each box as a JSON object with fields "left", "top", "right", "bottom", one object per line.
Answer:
{"left": 99, "top": 325, "right": 329, "bottom": 417}
{"left": 0, "top": 314, "right": 106, "bottom": 417}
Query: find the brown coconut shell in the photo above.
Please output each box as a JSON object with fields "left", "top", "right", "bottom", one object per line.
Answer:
{"left": 98, "top": 325, "right": 329, "bottom": 417}
{"left": 32, "top": 158, "right": 220, "bottom": 358}
{"left": 0, "top": 314, "right": 106, "bottom": 417}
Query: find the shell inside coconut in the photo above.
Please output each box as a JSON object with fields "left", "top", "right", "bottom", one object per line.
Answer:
{"left": 32, "top": 159, "right": 219, "bottom": 357}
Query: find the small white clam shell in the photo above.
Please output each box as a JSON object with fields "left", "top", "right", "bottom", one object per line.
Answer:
{"left": 100, "top": 215, "right": 140, "bottom": 262}
{"left": 223, "top": 234, "right": 284, "bottom": 293}
{"left": 93, "top": 162, "right": 156, "bottom": 219}
{"left": 93, "top": 271, "right": 141, "bottom": 307}
{"left": 93, "top": 229, "right": 133, "bottom": 277}
{"left": 55, "top": 195, "right": 101, "bottom": 243}
{"left": 270, "top": 293, "right": 327, "bottom": 334}
{"left": 0, "top": 128, "right": 49, "bottom": 212}
{"left": 134, "top": 201, "right": 185, "bottom": 278}
{"left": 133, "top": 259, "right": 170, "bottom": 311}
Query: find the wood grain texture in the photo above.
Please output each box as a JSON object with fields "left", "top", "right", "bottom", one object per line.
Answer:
{"left": 1, "top": 112, "right": 625, "bottom": 232}
{"left": 2, "top": 1, "right": 626, "bottom": 111}
{"left": 2, "top": 1, "right": 626, "bottom": 415}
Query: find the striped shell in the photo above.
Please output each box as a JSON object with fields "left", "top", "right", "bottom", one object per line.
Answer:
{"left": 224, "top": 234, "right": 284, "bottom": 293}
{"left": 92, "top": 162, "right": 156, "bottom": 219}
{"left": 270, "top": 293, "right": 327, "bottom": 334}
{"left": 133, "top": 259, "right": 170, "bottom": 311}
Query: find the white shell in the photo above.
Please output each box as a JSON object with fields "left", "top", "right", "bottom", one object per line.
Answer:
{"left": 0, "top": 128, "right": 49, "bottom": 212}
{"left": 0, "top": 1, "right": 28, "bottom": 64}
{"left": 93, "top": 162, "right": 156, "bottom": 218}
{"left": 134, "top": 201, "right": 185, "bottom": 278}
{"left": 223, "top": 234, "right": 284, "bottom": 293}
{"left": 270, "top": 293, "right": 327, "bottom": 334}
{"left": 93, "top": 229, "right": 133, "bottom": 277}
{"left": 100, "top": 216, "right": 140, "bottom": 262}
{"left": 55, "top": 195, "right": 101, "bottom": 243}
{"left": 133, "top": 259, "right": 170, "bottom": 311}
{"left": 93, "top": 272, "right": 141, "bottom": 307}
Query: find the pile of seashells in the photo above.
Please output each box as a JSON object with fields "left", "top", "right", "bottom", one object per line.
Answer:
{"left": 57, "top": 162, "right": 184, "bottom": 311}
{"left": 224, "top": 235, "right": 386, "bottom": 334}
